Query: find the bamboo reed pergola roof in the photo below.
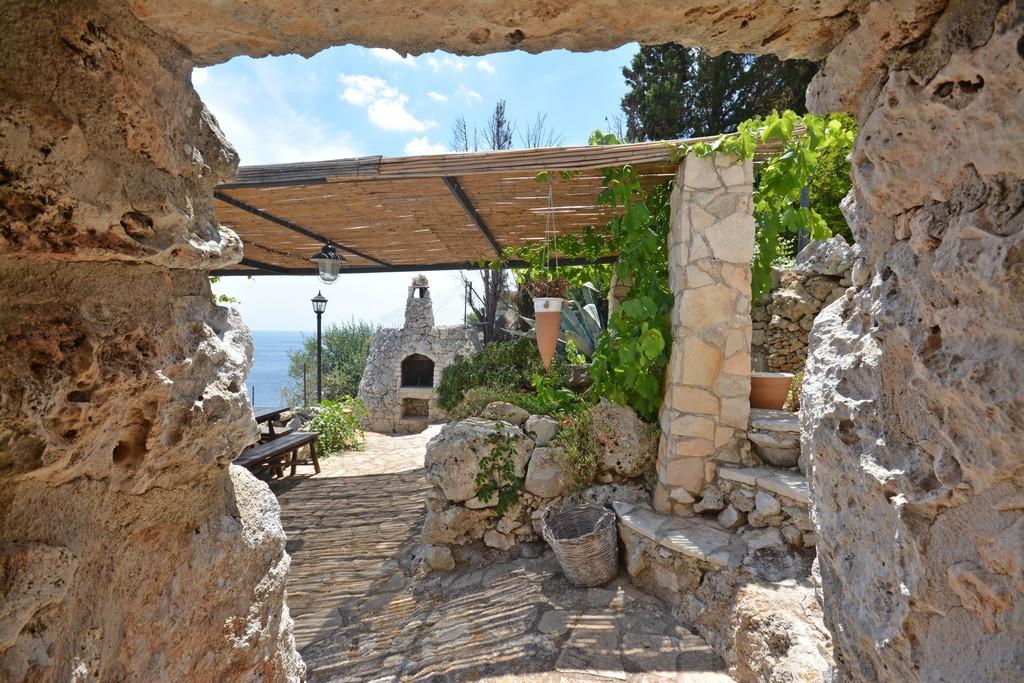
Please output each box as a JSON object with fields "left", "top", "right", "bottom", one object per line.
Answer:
{"left": 212, "top": 137, "right": 778, "bottom": 276}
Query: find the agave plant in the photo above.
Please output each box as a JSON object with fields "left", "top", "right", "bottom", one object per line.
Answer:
{"left": 508, "top": 282, "right": 604, "bottom": 358}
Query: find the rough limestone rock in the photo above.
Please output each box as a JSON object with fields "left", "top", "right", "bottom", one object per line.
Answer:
{"left": 563, "top": 482, "right": 651, "bottom": 509}
{"left": 424, "top": 418, "right": 532, "bottom": 502}
{"left": 731, "top": 583, "right": 834, "bottom": 683}
{"left": 795, "top": 235, "right": 861, "bottom": 276}
{"left": 422, "top": 498, "right": 495, "bottom": 546}
{"left": 418, "top": 545, "right": 456, "bottom": 572}
{"left": 803, "top": 4, "right": 1024, "bottom": 680}
{"left": 523, "top": 446, "right": 568, "bottom": 499}
{"left": 480, "top": 401, "right": 530, "bottom": 426}
{"left": 748, "top": 409, "right": 802, "bottom": 468}
{"left": 590, "top": 399, "right": 658, "bottom": 478}
{"left": 525, "top": 414, "right": 560, "bottom": 446}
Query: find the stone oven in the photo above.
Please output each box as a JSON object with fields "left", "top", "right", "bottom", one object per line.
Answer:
{"left": 357, "top": 276, "right": 479, "bottom": 433}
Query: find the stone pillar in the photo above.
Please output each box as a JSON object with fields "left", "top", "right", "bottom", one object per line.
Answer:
{"left": 655, "top": 153, "right": 754, "bottom": 516}
{"left": 0, "top": 2, "right": 302, "bottom": 680}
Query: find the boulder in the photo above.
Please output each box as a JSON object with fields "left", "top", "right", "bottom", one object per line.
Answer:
{"left": 523, "top": 447, "right": 568, "bottom": 498}
{"left": 481, "top": 402, "right": 530, "bottom": 426}
{"left": 525, "top": 414, "right": 561, "bottom": 446}
{"left": 793, "top": 234, "right": 860, "bottom": 276}
{"left": 694, "top": 485, "right": 726, "bottom": 513}
{"left": 754, "top": 491, "right": 782, "bottom": 517}
{"left": 590, "top": 399, "right": 658, "bottom": 478}
{"left": 424, "top": 418, "right": 532, "bottom": 502}
{"left": 418, "top": 545, "right": 455, "bottom": 572}
{"left": 718, "top": 505, "right": 746, "bottom": 529}
{"left": 483, "top": 529, "right": 514, "bottom": 550}
{"left": 422, "top": 502, "right": 494, "bottom": 546}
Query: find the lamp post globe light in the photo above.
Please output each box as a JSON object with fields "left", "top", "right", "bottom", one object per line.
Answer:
{"left": 312, "top": 242, "right": 344, "bottom": 285}
{"left": 311, "top": 292, "right": 328, "bottom": 403}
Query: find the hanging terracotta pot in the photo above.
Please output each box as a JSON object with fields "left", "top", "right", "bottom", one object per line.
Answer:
{"left": 533, "top": 297, "right": 563, "bottom": 368}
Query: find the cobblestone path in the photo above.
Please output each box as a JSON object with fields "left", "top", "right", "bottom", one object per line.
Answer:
{"left": 271, "top": 427, "right": 732, "bottom": 682}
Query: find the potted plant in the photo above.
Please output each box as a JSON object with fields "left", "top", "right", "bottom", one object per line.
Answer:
{"left": 750, "top": 372, "right": 795, "bottom": 410}
{"left": 525, "top": 276, "right": 569, "bottom": 368}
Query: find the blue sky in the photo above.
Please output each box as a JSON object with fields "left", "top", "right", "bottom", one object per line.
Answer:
{"left": 198, "top": 44, "right": 637, "bottom": 330}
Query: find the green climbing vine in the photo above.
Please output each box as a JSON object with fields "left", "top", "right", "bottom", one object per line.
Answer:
{"left": 474, "top": 424, "right": 523, "bottom": 515}
{"left": 678, "top": 110, "right": 856, "bottom": 298}
{"left": 497, "top": 111, "right": 856, "bottom": 421}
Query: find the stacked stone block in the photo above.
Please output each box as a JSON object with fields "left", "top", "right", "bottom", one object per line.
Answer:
{"left": 655, "top": 153, "right": 755, "bottom": 516}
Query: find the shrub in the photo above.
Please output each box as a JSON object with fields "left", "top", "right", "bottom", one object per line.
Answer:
{"left": 437, "top": 339, "right": 574, "bottom": 410}
{"left": 449, "top": 385, "right": 588, "bottom": 421}
{"left": 285, "top": 320, "right": 378, "bottom": 405}
{"left": 551, "top": 408, "right": 598, "bottom": 490}
{"left": 307, "top": 397, "right": 369, "bottom": 454}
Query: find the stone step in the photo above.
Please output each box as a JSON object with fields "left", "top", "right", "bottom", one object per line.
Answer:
{"left": 612, "top": 500, "right": 740, "bottom": 569}
{"left": 717, "top": 465, "right": 809, "bottom": 504}
{"left": 748, "top": 408, "right": 800, "bottom": 434}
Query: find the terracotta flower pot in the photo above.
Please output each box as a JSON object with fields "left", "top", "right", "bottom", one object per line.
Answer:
{"left": 533, "top": 297, "right": 563, "bottom": 368}
{"left": 750, "top": 372, "right": 794, "bottom": 410}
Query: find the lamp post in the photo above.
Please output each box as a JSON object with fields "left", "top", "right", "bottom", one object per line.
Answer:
{"left": 311, "top": 291, "right": 327, "bottom": 403}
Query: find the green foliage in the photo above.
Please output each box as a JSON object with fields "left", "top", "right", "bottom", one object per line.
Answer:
{"left": 531, "top": 372, "right": 587, "bottom": 415}
{"left": 620, "top": 44, "right": 818, "bottom": 141}
{"left": 588, "top": 174, "right": 673, "bottom": 422}
{"left": 307, "top": 398, "right": 369, "bottom": 454}
{"left": 679, "top": 110, "right": 857, "bottom": 299}
{"left": 783, "top": 371, "right": 804, "bottom": 413}
{"left": 475, "top": 425, "right": 524, "bottom": 515}
{"left": 437, "top": 339, "right": 571, "bottom": 411}
{"left": 551, "top": 409, "right": 598, "bottom": 490}
{"left": 209, "top": 276, "right": 239, "bottom": 304}
{"left": 808, "top": 113, "right": 857, "bottom": 242}
{"left": 285, "top": 320, "right": 378, "bottom": 405}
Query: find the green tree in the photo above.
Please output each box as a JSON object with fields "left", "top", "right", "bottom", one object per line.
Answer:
{"left": 284, "top": 320, "right": 378, "bottom": 405}
{"left": 620, "top": 44, "right": 818, "bottom": 141}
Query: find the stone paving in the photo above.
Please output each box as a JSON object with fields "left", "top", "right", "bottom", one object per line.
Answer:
{"left": 271, "top": 427, "right": 732, "bottom": 682}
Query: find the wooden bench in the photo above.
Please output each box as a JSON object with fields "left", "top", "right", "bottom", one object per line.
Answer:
{"left": 234, "top": 431, "right": 321, "bottom": 478}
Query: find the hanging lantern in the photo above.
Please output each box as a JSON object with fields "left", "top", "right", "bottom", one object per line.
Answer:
{"left": 312, "top": 242, "right": 344, "bottom": 284}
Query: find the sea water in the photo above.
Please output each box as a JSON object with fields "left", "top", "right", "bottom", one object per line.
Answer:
{"left": 246, "top": 330, "right": 309, "bottom": 408}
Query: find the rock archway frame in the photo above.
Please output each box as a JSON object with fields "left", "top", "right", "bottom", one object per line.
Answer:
{"left": 1, "top": 1, "right": 1020, "bottom": 681}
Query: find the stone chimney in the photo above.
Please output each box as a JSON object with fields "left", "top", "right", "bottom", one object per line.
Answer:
{"left": 404, "top": 274, "right": 434, "bottom": 330}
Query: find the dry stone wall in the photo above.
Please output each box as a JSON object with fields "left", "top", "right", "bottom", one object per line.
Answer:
{"left": 751, "top": 236, "right": 858, "bottom": 373}
{"left": 656, "top": 153, "right": 754, "bottom": 516}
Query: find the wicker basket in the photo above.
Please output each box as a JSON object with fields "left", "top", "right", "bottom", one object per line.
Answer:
{"left": 541, "top": 504, "right": 619, "bottom": 587}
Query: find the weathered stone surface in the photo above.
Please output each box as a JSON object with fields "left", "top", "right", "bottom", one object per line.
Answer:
{"left": 422, "top": 500, "right": 494, "bottom": 546}
{"left": 524, "top": 414, "right": 560, "bottom": 446}
{"left": 127, "top": 0, "right": 860, "bottom": 66}
{"left": 523, "top": 446, "right": 568, "bottom": 499}
{"left": 590, "top": 399, "right": 657, "bottom": 478}
{"left": 424, "top": 418, "right": 532, "bottom": 502}
{"left": 418, "top": 544, "right": 456, "bottom": 572}
{"left": 0, "top": 258, "right": 303, "bottom": 681}
{"left": 483, "top": 529, "right": 515, "bottom": 550}
{"left": 481, "top": 401, "right": 530, "bottom": 426}
{"left": 357, "top": 277, "right": 479, "bottom": 433}
{"left": 731, "top": 583, "right": 834, "bottom": 683}
{"left": 803, "top": 4, "right": 1024, "bottom": 680}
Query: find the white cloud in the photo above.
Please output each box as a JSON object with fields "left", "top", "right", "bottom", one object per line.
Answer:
{"left": 425, "top": 53, "right": 468, "bottom": 74}
{"left": 194, "top": 65, "right": 361, "bottom": 164}
{"left": 368, "top": 48, "right": 418, "bottom": 67}
{"left": 456, "top": 84, "right": 482, "bottom": 103}
{"left": 426, "top": 91, "right": 449, "bottom": 103}
{"left": 476, "top": 59, "right": 495, "bottom": 74}
{"left": 404, "top": 137, "right": 449, "bottom": 155}
{"left": 339, "top": 73, "right": 437, "bottom": 133}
